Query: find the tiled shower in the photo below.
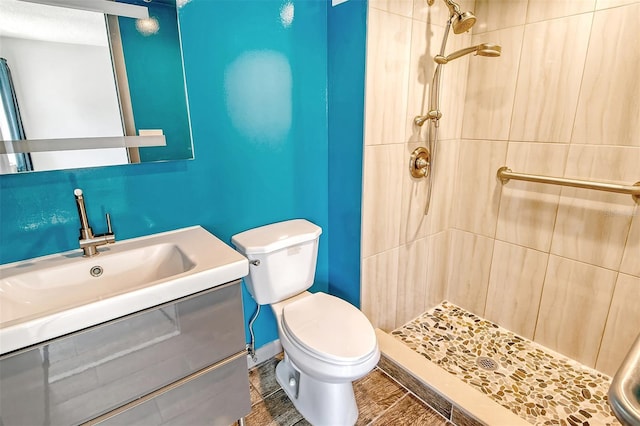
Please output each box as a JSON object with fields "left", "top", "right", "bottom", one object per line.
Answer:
{"left": 361, "top": 0, "right": 639, "bottom": 378}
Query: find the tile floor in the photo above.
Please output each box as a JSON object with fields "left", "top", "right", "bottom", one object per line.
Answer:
{"left": 242, "top": 356, "right": 453, "bottom": 426}
{"left": 392, "top": 301, "right": 620, "bottom": 426}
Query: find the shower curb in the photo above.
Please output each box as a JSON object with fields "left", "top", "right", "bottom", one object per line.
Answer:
{"left": 375, "top": 329, "right": 531, "bottom": 426}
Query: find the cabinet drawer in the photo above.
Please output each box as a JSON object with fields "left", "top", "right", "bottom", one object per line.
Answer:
{"left": 0, "top": 281, "right": 245, "bottom": 426}
{"left": 96, "top": 353, "right": 251, "bottom": 426}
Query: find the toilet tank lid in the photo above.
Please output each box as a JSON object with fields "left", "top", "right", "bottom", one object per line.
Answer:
{"left": 231, "top": 219, "right": 322, "bottom": 255}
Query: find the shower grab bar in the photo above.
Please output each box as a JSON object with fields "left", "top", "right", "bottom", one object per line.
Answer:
{"left": 497, "top": 166, "right": 640, "bottom": 203}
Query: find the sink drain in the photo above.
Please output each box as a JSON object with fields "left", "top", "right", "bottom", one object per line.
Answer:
{"left": 90, "top": 265, "right": 103, "bottom": 277}
{"left": 476, "top": 356, "right": 498, "bottom": 371}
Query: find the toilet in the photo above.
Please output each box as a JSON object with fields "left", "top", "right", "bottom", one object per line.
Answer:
{"left": 232, "top": 219, "right": 380, "bottom": 426}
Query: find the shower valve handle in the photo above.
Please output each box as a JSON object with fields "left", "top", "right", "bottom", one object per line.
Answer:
{"left": 410, "top": 147, "right": 431, "bottom": 179}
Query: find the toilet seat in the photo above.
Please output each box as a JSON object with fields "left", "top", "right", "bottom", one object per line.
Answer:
{"left": 281, "top": 292, "right": 377, "bottom": 364}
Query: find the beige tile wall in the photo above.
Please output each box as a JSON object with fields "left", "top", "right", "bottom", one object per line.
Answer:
{"left": 362, "top": 0, "right": 640, "bottom": 377}
{"left": 361, "top": 0, "right": 469, "bottom": 332}
{"left": 484, "top": 241, "right": 547, "bottom": 339}
{"left": 534, "top": 256, "right": 617, "bottom": 367}
{"left": 596, "top": 274, "right": 640, "bottom": 374}
{"left": 572, "top": 4, "right": 640, "bottom": 146}
{"left": 509, "top": 14, "right": 592, "bottom": 143}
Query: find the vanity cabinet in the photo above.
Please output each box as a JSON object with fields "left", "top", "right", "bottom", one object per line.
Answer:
{"left": 0, "top": 280, "right": 250, "bottom": 425}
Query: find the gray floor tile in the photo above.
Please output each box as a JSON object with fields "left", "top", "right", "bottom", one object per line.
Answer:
{"left": 248, "top": 357, "right": 281, "bottom": 399}
{"left": 244, "top": 389, "right": 303, "bottom": 426}
{"left": 244, "top": 356, "right": 449, "bottom": 426}
{"left": 354, "top": 368, "right": 407, "bottom": 426}
{"left": 378, "top": 355, "right": 453, "bottom": 420}
{"left": 371, "top": 393, "right": 450, "bottom": 426}
{"left": 249, "top": 383, "right": 263, "bottom": 406}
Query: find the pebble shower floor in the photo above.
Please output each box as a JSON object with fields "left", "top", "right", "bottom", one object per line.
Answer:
{"left": 392, "top": 301, "right": 620, "bottom": 426}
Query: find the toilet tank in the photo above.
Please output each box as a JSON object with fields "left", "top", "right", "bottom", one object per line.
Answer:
{"left": 231, "top": 219, "right": 322, "bottom": 305}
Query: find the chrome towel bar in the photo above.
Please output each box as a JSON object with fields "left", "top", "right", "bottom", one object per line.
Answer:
{"left": 497, "top": 166, "right": 640, "bottom": 203}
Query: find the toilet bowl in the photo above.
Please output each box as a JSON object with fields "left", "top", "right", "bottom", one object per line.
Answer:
{"left": 231, "top": 220, "right": 380, "bottom": 426}
{"left": 272, "top": 291, "right": 379, "bottom": 425}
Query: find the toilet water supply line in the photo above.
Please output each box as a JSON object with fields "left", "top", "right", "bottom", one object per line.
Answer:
{"left": 247, "top": 303, "right": 260, "bottom": 362}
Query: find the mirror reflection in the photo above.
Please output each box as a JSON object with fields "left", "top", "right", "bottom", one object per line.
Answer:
{"left": 0, "top": 0, "right": 193, "bottom": 174}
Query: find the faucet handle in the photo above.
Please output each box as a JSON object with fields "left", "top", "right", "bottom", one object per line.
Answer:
{"left": 106, "top": 213, "right": 113, "bottom": 234}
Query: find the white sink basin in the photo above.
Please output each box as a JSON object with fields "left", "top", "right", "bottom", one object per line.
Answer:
{"left": 1, "top": 244, "right": 195, "bottom": 312}
{"left": 0, "top": 226, "right": 248, "bottom": 355}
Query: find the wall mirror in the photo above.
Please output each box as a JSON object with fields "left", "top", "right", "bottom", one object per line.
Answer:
{"left": 0, "top": 0, "right": 193, "bottom": 174}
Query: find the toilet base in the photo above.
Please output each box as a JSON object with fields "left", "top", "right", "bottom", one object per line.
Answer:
{"left": 275, "top": 355, "right": 358, "bottom": 426}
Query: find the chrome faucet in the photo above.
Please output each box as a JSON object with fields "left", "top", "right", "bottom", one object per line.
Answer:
{"left": 73, "top": 188, "right": 115, "bottom": 257}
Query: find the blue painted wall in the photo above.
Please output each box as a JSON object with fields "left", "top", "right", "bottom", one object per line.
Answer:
{"left": 118, "top": 1, "right": 192, "bottom": 162}
{"left": 327, "top": 0, "right": 367, "bottom": 307}
{"left": 0, "top": 0, "right": 366, "bottom": 350}
{"left": 178, "top": 0, "right": 330, "bottom": 347}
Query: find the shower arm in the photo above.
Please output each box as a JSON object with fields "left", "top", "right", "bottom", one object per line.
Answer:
{"left": 435, "top": 45, "right": 479, "bottom": 64}
{"left": 442, "top": 0, "right": 462, "bottom": 16}
{"left": 426, "top": 0, "right": 462, "bottom": 17}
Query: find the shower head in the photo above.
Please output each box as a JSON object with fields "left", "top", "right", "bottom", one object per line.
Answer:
{"left": 476, "top": 43, "right": 501, "bottom": 57}
{"left": 434, "top": 43, "right": 501, "bottom": 64}
{"left": 434, "top": 0, "right": 476, "bottom": 33}
{"left": 451, "top": 10, "right": 476, "bottom": 34}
